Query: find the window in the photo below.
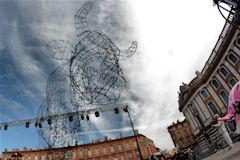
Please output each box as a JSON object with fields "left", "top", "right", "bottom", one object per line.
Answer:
{"left": 219, "top": 66, "right": 229, "bottom": 78}
{"left": 200, "top": 89, "right": 209, "bottom": 99}
{"left": 110, "top": 145, "right": 115, "bottom": 153}
{"left": 72, "top": 152, "right": 75, "bottom": 159}
{"left": 79, "top": 150, "right": 83, "bottom": 158}
{"left": 196, "top": 114, "right": 204, "bottom": 127}
{"left": 211, "top": 78, "right": 220, "bottom": 89}
{"left": 28, "top": 156, "right": 31, "bottom": 160}
{"left": 120, "top": 154, "right": 125, "bottom": 160}
{"left": 112, "top": 156, "right": 117, "bottom": 160}
{"left": 48, "top": 154, "right": 52, "bottom": 160}
{"left": 128, "top": 152, "right": 133, "bottom": 160}
{"left": 56, "top": 153, "right": 60, "bottom": 160}
{"left": 228, "top": 51, "right": 238, "bottom": 64}
{"left": 126, "top": 142, "right": 130, "bottom": 150}
{"left": 220, "top": 90, "right": 228, "bottom": 104}
{"left": 177, "top": 132, "right": 182, "bottom": 138}
{"left": 118, "top": 144, "right": 122, "bottom": 151}
{"left": 133, "top": 141, "right": 137, "bottom": 148}
{"left": 186, "top": 137, "right": 191, "bottom": 144}
{"left": 104, "top": 157, "right": 109, "bottom": 160}
{"left": 103, "top": 147, "right": 107, "bottom": 155}
{"left": 88, "top": 149, "right": 92, "bottom": 157}
{"left": 230, "top": 78, "right": 237, "bottom": 87}
{"left": 208, "top": 101, "right": 219, "bottom": 114}
{"left": 189, "top": 103, "right": 197, "bottom": 112}
{"left": 95, "top": 148, "right": 99, "bottom": 156}
{"left": 42, "top": 155, "right": 45, "bottom": 160}
{"left": 34, "top": 156, "right": 38, "bottom": 160}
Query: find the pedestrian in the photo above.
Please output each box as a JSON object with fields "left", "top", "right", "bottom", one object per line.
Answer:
{"left": 218, "top": 81, "right": 240, "bottom": 135}
{"left": 212, "top": 114, "right": 234, "bottom": 150}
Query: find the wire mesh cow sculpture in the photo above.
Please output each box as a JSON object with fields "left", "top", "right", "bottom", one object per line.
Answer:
{"left": 37, "top": 2, "right": 137, "bottom": 147}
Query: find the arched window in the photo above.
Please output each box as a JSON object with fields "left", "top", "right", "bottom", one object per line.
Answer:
{"left": 220, "top": 90, "right": 228, "bottom": 105}
{"left": 219, "top": 66, "right": 229, "bottom": 78}
{"left": 208, "top": 102, "right": 219, "bottom": 114}
{"left": 228, "top": 51, "right": 238, "bottom": 65}
{"left": 200, "top": 89, "right": 209, "bottom": 99}
{"left": 211, "top": 78, "right": 220, "bottom": 89}
{"left": 230, "top": 78, "right": 237, "bottom": 87}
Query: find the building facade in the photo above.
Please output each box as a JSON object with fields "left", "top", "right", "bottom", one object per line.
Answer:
{"left": 167, "top": 119, "right": 195, "bottom": 150}
{"left": 178, "top": 14, "right": 240, "bottom": 156}
{"left": 2, "top": 134, "right": 158, "bottom": 160}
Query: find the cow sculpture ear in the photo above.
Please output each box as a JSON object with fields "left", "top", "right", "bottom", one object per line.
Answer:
{"left": 47, "top": 40, "right": 75, "bottom": 60}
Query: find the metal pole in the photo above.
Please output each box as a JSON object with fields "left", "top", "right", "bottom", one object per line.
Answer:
{"left": 125, "top": 105, "right": 143, "bottom": 160}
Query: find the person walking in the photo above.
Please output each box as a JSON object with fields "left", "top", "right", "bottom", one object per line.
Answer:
{"left": 212, "top": 114, "right": 234, "bottom": 150}
{"left": 218, "top": 81, "right": 240, "bottom": 135}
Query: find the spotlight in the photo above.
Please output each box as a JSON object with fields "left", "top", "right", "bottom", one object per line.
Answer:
{"left": 69, "top": 116, "right": 73, "bottom": 122}
{"left": 114, "top": 108, "right": 119, "bottom": 114}
{"left": 81, "top": 115, "right": 84, "bottom": 120}
{"left": 25, "top": 122, "right": 30, "bottom": 128}
{"left": 95, "top": 111, "right": 100, "bottom": 117}
{"left": 38, "top": 123, "right": 42, "bottom": 128}
{"left": 35, "top": 122, "right": 38, "bottom": 127}
{"left": 47, "top": 119, "right": 52, "bottom": 125}
{"left": 86, "top": 115, "right": 89, "bottom": 121}
{"left": 123, "top": 106, "right": 128, "bottom": 112}
{"left": 4, "top": 125, "right": 8, "bottom": 130}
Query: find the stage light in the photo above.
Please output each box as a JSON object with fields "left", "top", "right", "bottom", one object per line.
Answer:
{"left": 35, "top": 122, "right": 38, "bottom": 127}
{"left": 4, "top": 125, "right": 8, "bottom": 130}
{"left": 81, "top": 115, "right": 84, "bottom": 120}
{"left": 25, "top": 122, "right": 30, "bottom": 128}
{"left": 86, "top": 115, "right": 89, "bottom": 121}
{"left": 39, "top": 123, "right": 42, "bottom": 128}
{"left": 69, "top": 116, "right": 73, "bottom": 122}
{"left": 114, "top": 108, "right": 119, "bottom": 114}
{"left": 123, "top": 106, "right": 128, "bottom": 112}
{"left": 48, "top": 119, "right": 52, "bottom": 125}
{"left": 95, "top": 111, "right": 100, "bottom": 117}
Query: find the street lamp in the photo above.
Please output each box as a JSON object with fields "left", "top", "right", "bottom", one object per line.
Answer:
{"left": 213, "top": 0, "right": 240, "bottom": 27}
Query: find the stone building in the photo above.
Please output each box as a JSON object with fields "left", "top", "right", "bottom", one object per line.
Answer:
{"left": 2, "top": 133, "right": 158, "bottom": 160}
{"left": 178, "top": 14, "right": 240, "bottom": 156}
{"left": 167, "top": 119, "right": 195, "bottom": 150}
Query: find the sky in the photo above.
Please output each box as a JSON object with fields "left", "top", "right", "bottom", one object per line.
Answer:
{"left": 0, "top": 0, "right": 229, "bottom": 153}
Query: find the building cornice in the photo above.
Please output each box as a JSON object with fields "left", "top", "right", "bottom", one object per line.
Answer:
{"left": 178, "top": 14, "right": 237, "bottom": 112}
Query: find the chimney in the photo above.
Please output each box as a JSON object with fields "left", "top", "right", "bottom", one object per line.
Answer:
{"left": 134, "top": 129, "right": 139, "bottom": 135}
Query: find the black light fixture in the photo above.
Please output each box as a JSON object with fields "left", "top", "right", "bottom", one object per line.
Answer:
{"left": 25, "top": 122, "right": 30, "bottom": 128}
{"left": 69, "top": 116, "right": 73, "bottom": 122}
{"left": 47, "top": 119, "right": 52, "bottom": 125}
{"left": 35, "top": 122, "right": 38, "bottom": 127}
{"left": 114, "top": 108, "right": 119, "bottom": 114}
{"left": 81, "top": 115, "right": 84, "bottom": 120}
{"left": 95, "top": 111, "right": 100, "bottom": 117}
{"left": 38, "top": 123, "right": 42, "bottom": 128}
{"left": 123, "top": 106, "right": 128, "bottom": 112}
{"left": 86, "top": 115, "right": 90, "bottom": 121}
{"left": 4, "top": 125, "right": 8, "bottom": 130}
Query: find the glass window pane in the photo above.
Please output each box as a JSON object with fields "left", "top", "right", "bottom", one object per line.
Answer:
{"left": 208, "top": 102, "right": 218, "bottom": 114}
{"left": 220, "top": 90, "right": 228, "bottom": 104}
{"left": 220, "top": 67, "right": 229, "bottom": 77}
{"left": 212, "top": 78, "right": 219, "bottom": 89}
{"left": 229, "top": 52, "right": 238, "bottom": 64}
{"left": 230, "top": 78, "right": 237, "bottom": 87}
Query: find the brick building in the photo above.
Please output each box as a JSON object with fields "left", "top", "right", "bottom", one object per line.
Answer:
{"left": 178, "top": 13, "right": 240, "bottom": 156}
{"left": 2, "top": 133, "right": 158, "bottom": 160}
{"left": 167, "top": 119, "right": 195, "bottom": 150}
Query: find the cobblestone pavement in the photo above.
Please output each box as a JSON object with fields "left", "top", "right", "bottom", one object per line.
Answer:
{"left": 203, "top": 142, "right": 240, "bottom": 160}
